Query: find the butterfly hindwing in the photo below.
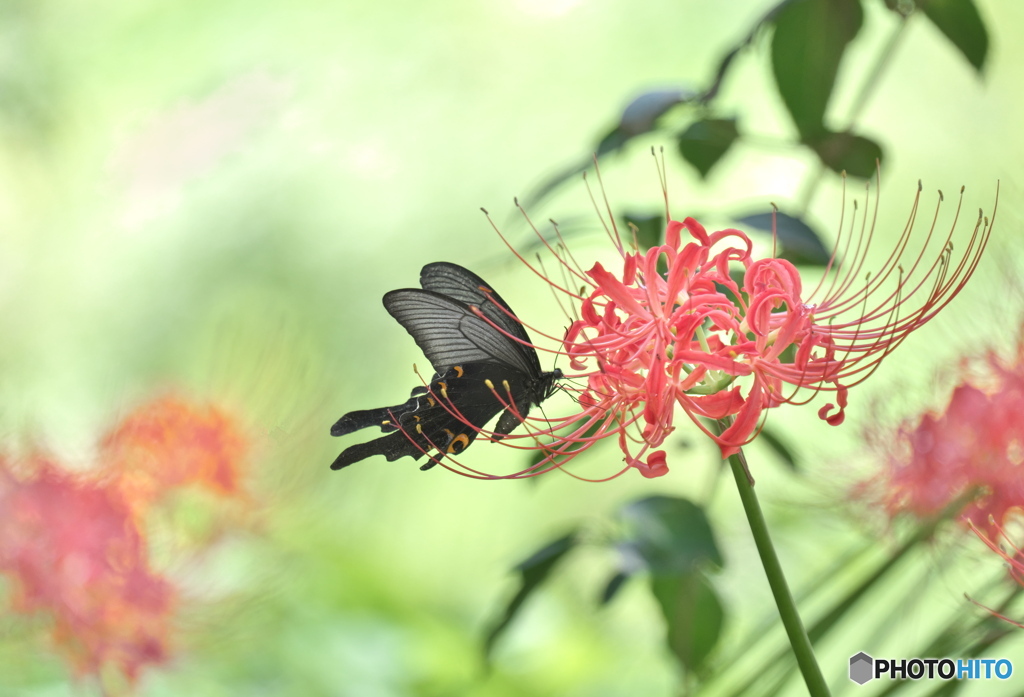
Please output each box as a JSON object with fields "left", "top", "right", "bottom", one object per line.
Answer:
{"left": 330, "top": 364, "right": 531, "bottom": 470}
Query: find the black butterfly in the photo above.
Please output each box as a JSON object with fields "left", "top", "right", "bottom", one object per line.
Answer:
{"left": 330, "top": 262, "right": 563, "bottom": 471}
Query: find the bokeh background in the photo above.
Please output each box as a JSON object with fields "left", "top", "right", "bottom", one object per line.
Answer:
{"left": 1, "top": 0, "right": 1023, "bottom": 695}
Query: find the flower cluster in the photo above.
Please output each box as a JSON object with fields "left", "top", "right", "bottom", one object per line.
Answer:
{"left": 102, "top": 395, "right": 249, "bottom": 517}
{"left": 0, "top": 458, "right": 175, "bottom": 682}
{"left": 0, "top": 395, "right": 250, "bottom": 687}
{"left": 472, "top": 180, "right": 994, "bottom": 480}
{"left": 880, "top": 344, "right": 1024, "bottom": 537}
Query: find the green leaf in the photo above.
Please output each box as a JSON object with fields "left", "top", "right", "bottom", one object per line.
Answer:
{"left": 484, "top": 532, "right": 576, "bottom": 659}
{"left": 770, "top": 0, "right": 864, "bottom": 138}
{"left": 677, "top": 118, "right": 739, "bottom": 179}
{"left": 650, "top": 571, "right": 725, "bottom": 675}
{"left": 619, "top": 89, "right": 692, "bottom": 136}
{"left": 918, "top": 0, "right": 988, "bottom": 73}
{"left": 619, "top": 496, "right": 722, "bottom": 574}
{"left": 757, "top": 424, "right": 799, "bottom": 471}
{"left": 805, "top": 130, "right": 883, "bottom": 178}
{"left": 600, "top": 570, "right": 632, "bottom": 606}
{"left": 622, "top": 212, "right": 664, "bottom": 250}
{"left": 735, "top": 210, "right": 832, "bottom": 266}
{"left": 595, "top": 125, "right": 630, "bottom": 157}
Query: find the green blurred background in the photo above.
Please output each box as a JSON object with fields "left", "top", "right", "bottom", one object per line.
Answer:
{"left": 1, "top": 0, "right": 1023, "bottom": 695}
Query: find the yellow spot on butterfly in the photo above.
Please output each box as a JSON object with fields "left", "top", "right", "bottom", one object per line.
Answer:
{"left": 454, "top": 365, "right": 464, "bottom": 378}
{"left": 447, "top": 433, "right": 470, "bottom": 453}
{"left": 426, "top": 397, "right": 436, "bottom": 407}
{"left": 438, "top": 381, "right": 449, "bottom": 399}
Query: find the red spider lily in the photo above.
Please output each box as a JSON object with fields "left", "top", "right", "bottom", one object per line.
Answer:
{"left": 455, "top": 177, "right": 995, "bottom": 480}
{"left": 880, "top": 347, "right": 1024, "bottom": 537}
{"left": 0, "top": 456, "right": 175, "bottom": 683}
{"left": 100, "top": 395, "right": 249, "bottom": 515}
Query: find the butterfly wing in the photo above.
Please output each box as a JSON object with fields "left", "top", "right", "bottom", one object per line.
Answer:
{"left": 330, "top": 364, "right": 524, "bottom": 470}
{"left": 419, "top": 262, "right": 543, "bottom": 377}
{"left": 383, "top": 288, "right": 537, "bottom": 377}
{"left": 330, "top": 264, "right": 561, "bottom": 471}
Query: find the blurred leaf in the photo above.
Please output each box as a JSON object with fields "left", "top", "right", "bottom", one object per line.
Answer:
{"left": 757, "top": 424, "right": 798, "bottom": 471}
{"left": 596, "top": 125, "right": 630, "bottom": 157}
{"left": 623, "top": 212, "right": 664, "bottom": 250}
{"left": 883, "top": 0, "right": 916, "bottom": 14}
{"left": 620, "top": 496, "right": 722, "bottom": 574}
{"left": 650, "top": 571, "right": 725, "bottom": 675}
{"left": 600, "top": 570, "right": 632, "bottom": 606}
{"left": 770, "top": 0, "right": 864, "bottom": 138}
{"left": 735, "top": 210, "right": 832, "bottom": 266}
{"left": 918, "top": 0, "right": 988, "bottom": 73}
{"left": 619, "top": 89, "right": 692, "bottom": 136}
{"left": 521, "top": 89, "right": 693, "bottom": 210}
{"left": 484, "top": 532, "right": 577, "bottom": 659}
{"left": 805, "top": 130, "right": 883, "bottom": 178}
{"left": 677, "top": 118, "right": 739, "bottom": 179}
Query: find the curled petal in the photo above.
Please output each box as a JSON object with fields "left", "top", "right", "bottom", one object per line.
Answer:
{"left": 682, "top": 217, "right": 709, "bottom": 245}
{"left": 817, "top": 384, "right": 849, "bottom": 425}
{"left": 632, "top": 450, "right": 669, "bottom": 478}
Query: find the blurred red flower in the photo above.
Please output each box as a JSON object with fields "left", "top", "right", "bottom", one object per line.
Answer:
{"left": 882, "top": 347, "right": 1024, "bottom": 537}
{"left": 0, "top": 394, "right": 252, "bottom": 686}
{"left": 0, "top": 457, "right": 175, "bottom": 683}
{"left": 100, "top": 395, "right": 249, "bottom": 514}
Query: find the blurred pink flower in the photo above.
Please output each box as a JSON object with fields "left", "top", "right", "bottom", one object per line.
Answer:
{"left": 881, "top": 344, "right": 1024, "bottom": 537}
{"left": 0, "top": 394, "right": 253, "bottom": 685}
{"left": 0, "top": 457, "right": 175, "bottom": 683}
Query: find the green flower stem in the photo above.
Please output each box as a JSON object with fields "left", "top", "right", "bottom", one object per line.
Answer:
{"left": 726, "top": 444, "right": 830, "bottom": 697}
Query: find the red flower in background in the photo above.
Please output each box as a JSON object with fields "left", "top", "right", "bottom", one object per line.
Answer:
{"left": 0, "top": 457, "right": 175, "bottom": 682}
{"left": 881, "top": 344, "right": 1024, "bottom": 538}
{"left": 0, "top": 394, "right": 251, "bottom": 687}
{"left": 474, "top": 180, "right": 994, "bottom": 479}
{"left": 101, "top": 395, "right": 249, "bottom": 516}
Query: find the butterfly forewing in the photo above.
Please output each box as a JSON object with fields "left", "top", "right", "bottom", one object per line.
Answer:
{"left": 383, "top": 289, "right": 536, "bottom": 376}
{"left": 419, "top": 262, "right": 542, "bottom": 375}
